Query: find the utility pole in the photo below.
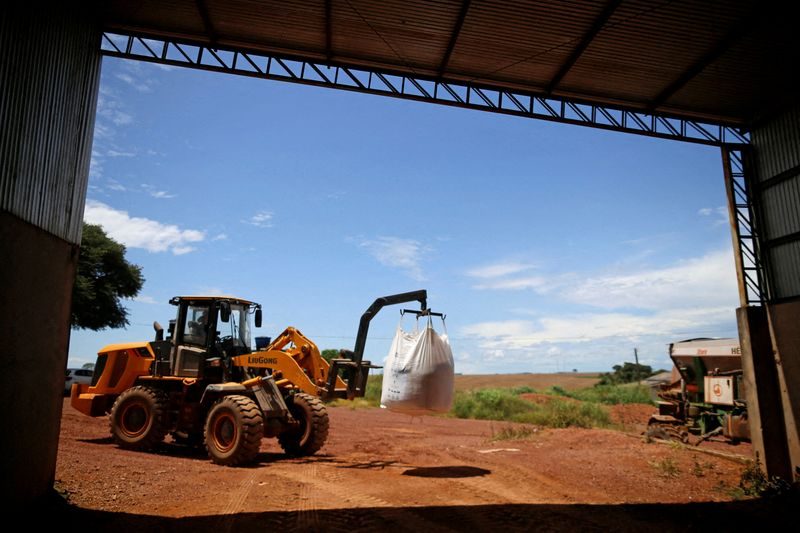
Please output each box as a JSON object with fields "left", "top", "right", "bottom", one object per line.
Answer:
{"left": 634, "top": 347, "right": 640, "bottom": 384}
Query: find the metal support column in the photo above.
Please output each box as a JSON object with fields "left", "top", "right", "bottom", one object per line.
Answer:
{"left": 723, "top": 146, "right": 792, "bottom": 479}
{"left": 722, "top": 147, "right": 768, "bottom": 305}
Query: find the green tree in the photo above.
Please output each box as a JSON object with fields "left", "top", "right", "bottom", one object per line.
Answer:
{"left": 71, "top": 223, "right": 144, "bottom": 330}
{"left": 321, "top": 349, "right": 341, "bottom": 364}
{"left": 598, "top": 362, "right": 654, "bottom": 385}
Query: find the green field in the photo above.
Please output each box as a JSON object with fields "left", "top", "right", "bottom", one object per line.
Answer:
{"left": 330, "top": 373, "right": 653, "bottom": 433}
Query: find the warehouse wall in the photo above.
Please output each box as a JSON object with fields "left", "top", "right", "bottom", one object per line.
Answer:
{"left": 751, "top": 105, "right": 800, "bottom": 479}
{"left": 0, "top": 2, "right": 100, "bottom": 505}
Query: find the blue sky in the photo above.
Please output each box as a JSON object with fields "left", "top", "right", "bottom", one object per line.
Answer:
{"left": 68, "top": 57, "right": 739, "bottom": 374}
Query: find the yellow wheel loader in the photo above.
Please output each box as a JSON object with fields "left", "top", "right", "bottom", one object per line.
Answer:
{"left": 71, "top": 290, "right": 430, "bottom": 466}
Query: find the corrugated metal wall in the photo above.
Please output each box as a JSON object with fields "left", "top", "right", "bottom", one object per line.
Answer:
{"left": 0, "top": 3, "right": 101, "bottom": 245}
{"left": 752, "top": 105, "right": 800, "bottom": 300}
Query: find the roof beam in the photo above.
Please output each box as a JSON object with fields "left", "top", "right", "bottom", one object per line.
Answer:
{"left": 546, "top": 0, "right": 621, "bottom": 94}
{"left": 438, "top": 0, "right": 471, "bottom": 77}
{"left": 100, "top": 32, "right": 750, "bottom": 147}
{"left": 649, "top": 15, "right": 757, "bottom": 111}
{"left": 325, "top": 0, "right": 333, "bottom": 62}
{"left": 195, "top": 0, "right": 218, "bottom": 45}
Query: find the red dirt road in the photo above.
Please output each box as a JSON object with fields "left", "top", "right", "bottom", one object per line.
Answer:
{"left": 50, "top": 398, "right": 779, "bottom": 530}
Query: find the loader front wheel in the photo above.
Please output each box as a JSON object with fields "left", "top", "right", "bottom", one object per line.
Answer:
{"left": 204, "top": 395, "right": 264, "bottom": 466}
{"left": 278, "top": 393, "right": 329, "bottom": 457}
{"left": 109, "top": 386, "right": 169, "bottom": 451}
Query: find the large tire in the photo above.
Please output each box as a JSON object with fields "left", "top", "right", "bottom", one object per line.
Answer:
{"left": 278, "top": 392, "right": 329, "bottom": 457}
{"left": 109, "top": 386, "right": 169, "bottom": 451}
{"left": 204, "top": 395, "right": 264, "bottom": 466}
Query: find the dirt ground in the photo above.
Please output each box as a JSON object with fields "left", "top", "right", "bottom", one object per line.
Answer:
{"left": 50, "top": 398, "right": 784, "bottom": 531}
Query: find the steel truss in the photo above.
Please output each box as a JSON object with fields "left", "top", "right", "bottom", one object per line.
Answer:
{"left": 723, "top": 147, "right": 768, "bottom": 305}
{"left": 100, "top": 32, "right": 749, "bottom": 147}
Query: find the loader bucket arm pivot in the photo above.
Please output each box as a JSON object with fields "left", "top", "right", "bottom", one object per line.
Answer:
{"left": 323, "top": 290, "right": 428, "bottom": 401}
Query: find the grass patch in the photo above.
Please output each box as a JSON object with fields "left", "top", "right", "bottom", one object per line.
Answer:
{"left": 650, "top": 457, "right": 680, "bottom": 478}
{"left": 738, "top": 459, "right": 793, "bottom": 497}
{"left": 328, "top": 374, "right": 383, "bottom": 408}
{"left": 549, "top": 383, "right": 653, "bottom": 405}
{"left": 451, "top": 388, "right": 611, "bottom": 429}
{"left": 364, "top": 373, "right": 382, "bottom": 405}
{"left": 492, "top": 425, "right": 539, "bottom": 441}
{"left": 692, "top": 459, "right": 715, "bottom": 478}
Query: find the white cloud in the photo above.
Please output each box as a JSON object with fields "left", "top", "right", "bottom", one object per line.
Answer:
{"left": 114, "top": 111, "right": 133, "bottom": 125}
{"left": 84, "top": 200, "right": 205, "bottom": 255}
{"left": 243, "top": 211, "right": 274, "bottom": 228}
{"left": 107, "top": 180, "right": 127, "bottom": 192}
{"left": 141, "top": 184, "right": 176, "bottom": 199}
{"left": 196, "top": 287, "right": 226, "bottom": 296}
{"left": 212, "top": 233, "right": 228, "bottom": 241}
{"left": 457, "top": 307, "right": 737, "bottom": 373}
{"left": 100, "top": 109, "right": 133, "bottom": 126}
{"left": 473, "top": 276, "right": 547, "bottom": 291}
{"left": 462, "top": 307, "right": 734, "bottom": 350}
{"left": 466, "top": 260, "right": 544, "bottom": 290}
{"left": 359, "top": 236, "right": 429, "bottom": 280}
{"left": 89, "top": 152, "right": 104, "bottom": 179}
{"left": 94, "top": 123, "right": 112, "bottom": 139}
{"left": 115, "top": 71, "right": 155, "bottom": 93}
{"left": 458, "top": 247, "right": 740, "bottom": 371}
{"left": 107, "top": 149, "right": 135, "bottom": 157}
{"left": 133, "top": 295, "right": 159, "bottom": 304}
{"left": 698, "top": 206, "right": 728, "bottom": 226}
{"left": 560, "top": 249, "right": 737, "bottom": 310}
{"left": 96, "top": 81, "right": 134, "bottom": 129}
{"left": 149, "top": 190, "right": 176, "bottom": 199}
{"left": 466, "top": 261, "right": 537, "bottom": 279}
{"left": 465, "top": 248, "right": 738, "bottom": 311}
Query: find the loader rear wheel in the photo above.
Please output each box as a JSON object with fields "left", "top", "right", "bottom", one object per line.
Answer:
{"left": 278, "top": 393, "right": 329, "bottom": 457}
{"left": 109, "top": 386, "right": 169, "bottom": 451}
{"left": 204, "top": 395, "right": 264, "bottom": 466}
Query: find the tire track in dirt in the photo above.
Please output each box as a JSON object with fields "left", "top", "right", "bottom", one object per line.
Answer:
{"left": 270, "top": 458, "right": 457, "bottom": 532}
{"left": 446, "top": 445, "right": 610, "bottom": 503}
{"left": 213, "top": 469, "right": 258, "bottom": 532}
{"left": 293, "top": 461, "right": 324, "bottom": 530}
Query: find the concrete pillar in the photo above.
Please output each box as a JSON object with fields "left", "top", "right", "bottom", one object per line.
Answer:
{"left": 767, "top": 301, "right": 800, "bottom": 478}
{"left": 0, "top": 2, "right": 100, "bottom": 505}
{"left": 736, "top": 307, "right": 792, "bottom": 479}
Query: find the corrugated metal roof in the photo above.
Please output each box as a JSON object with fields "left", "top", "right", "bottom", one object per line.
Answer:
{"left": 99, "top": 0, "right": 798, "bottom": 127}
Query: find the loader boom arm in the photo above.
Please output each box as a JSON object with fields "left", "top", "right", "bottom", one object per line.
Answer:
{"left": 322, "top": 290, "right": 428, "bottom": 401}
{"left": 352, "top": 290, "right": 427, "bottom": 367}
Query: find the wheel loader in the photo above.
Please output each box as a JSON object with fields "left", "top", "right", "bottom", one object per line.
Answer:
{"left": 71, "top": 290, "right": 431, "bottom": 465}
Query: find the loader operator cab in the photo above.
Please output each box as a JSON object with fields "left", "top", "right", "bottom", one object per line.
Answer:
{"left": 162, "top": 296, "right": 262, "bottom": 379}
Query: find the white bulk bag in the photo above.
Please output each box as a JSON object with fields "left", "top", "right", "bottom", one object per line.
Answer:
{"left": 380, "top": 317, "right": 454, "bottom": 414}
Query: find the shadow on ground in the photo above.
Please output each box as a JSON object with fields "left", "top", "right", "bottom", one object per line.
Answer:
{"left": 30, "top": 491, "right": 798, "bottom": 532}
{"left": 402, "top": 466, "right": 491, "bottom": 478}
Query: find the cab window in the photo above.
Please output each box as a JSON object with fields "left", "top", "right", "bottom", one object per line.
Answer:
{"left": 183, "top": 304, "right": 211, "bottom": 346}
